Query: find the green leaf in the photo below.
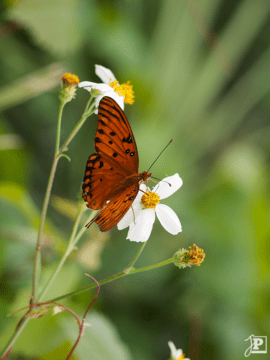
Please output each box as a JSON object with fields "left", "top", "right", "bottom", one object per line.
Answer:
{"left": 0, "top": 63, "right": 66, "bottom": 111}
{"left": 59, "top": 153, "right": 71, "bottom": 162}
{"left": 61, "top": 311, "right": 132, "bottom": 360}
{"left": 6, "top": 0, "right": 82, "bottom": 55}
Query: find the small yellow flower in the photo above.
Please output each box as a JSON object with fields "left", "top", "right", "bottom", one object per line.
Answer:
{"left": 60, "top": 73, "right": 79, "bottom": 103}
{"left": 173, "top": 244, "right": 205, "bottom": 269}
{"left": 188, "top": 244, "right": 205, "bottom": 266}
{"left": 61, "top": 73, "right": 80, "bottom": 87}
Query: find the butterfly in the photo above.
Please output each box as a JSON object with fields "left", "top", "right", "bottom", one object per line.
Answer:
{"left": 82, "top": 96, "right": 151, "bottom": 231}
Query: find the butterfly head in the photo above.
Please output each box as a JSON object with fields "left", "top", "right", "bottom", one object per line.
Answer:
{"left": 141, "top": 171, "right": 152, "bottom": 182}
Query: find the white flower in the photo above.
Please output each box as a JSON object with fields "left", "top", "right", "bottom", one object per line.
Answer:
{"left": 78, "top": 65, "right": 134, "bottom": 113}
{"left": 168, "top": 341, "right": 190, "bottom": 360}
{"left": 117, "top": 174, "right": 183, "bottom": 242}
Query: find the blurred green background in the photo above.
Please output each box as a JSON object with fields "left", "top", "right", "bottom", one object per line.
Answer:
{"left": 0, "top": 0, "right": 270, "bottom": 359}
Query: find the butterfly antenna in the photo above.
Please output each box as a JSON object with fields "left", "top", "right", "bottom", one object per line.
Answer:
{"left": 150, "top": 176, "right": 172, "bottom": 187}
{"left": 147, "top": 139, "right": 173, "bottom": 173}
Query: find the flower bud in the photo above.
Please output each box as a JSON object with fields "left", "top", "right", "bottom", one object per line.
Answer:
{"left": 59, "top": 73, "right": 79, "bottom": 103}
{"left": 173, "top": 244, "right": 205, "bottom": 269}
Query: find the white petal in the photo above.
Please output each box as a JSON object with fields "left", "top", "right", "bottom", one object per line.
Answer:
{"left": 79, "top": 82, "right": 111, "bottom": 91}
{"left": 139, "top": 183, "right": 147, "bottom": 193}
{"left": 94, "top": 91, "right": 124, "bottom": 114}
{"left": 134, "top": 183, "right": 148, "bottom": 205}
{"left": 82, "top": 86, "right": 93, "bottom": 93}
{"left": 117, "top": 203, "right": 142, "bottom": 230}
{"left": 104, "top": 92, "right": 124, "bottom": 109}
{"left": 95, "top": 65, "right": 116, "bottom": 84}
{"left": 93, "top": 83, "right": 113, "bottom": 92}
{"left": 156, "top": 204, "right": 182, "bottom": 234}
{"left": 117, "top": 182, "right": 149, "bottom": 229}
{"left": 78, "top": 81, "right": 93, "bottom": 88}
{"left": 127, "top": 209, "right": 155, "bottom": 242}
{"left": 79, "top": 82, "right": 113, "bottom": 96}
{"left": 131, "top": 190, "right": 143, "bottom": 207}
{"left": 153, "top": 173, "right": 183, "bottom": 200}
{"left": 168, "top": 341, "right": 183, "bottom": 359}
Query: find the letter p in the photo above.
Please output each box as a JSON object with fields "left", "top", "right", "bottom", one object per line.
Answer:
{"left": 253, "top": 338, "right": 263, "bottom": 350}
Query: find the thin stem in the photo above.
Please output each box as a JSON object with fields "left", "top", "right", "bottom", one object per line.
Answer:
{"left": 1, "top": 95, "right": 96, "bottom": 357}
{"left": 126, "top": 242, "right": 147, "bottom": 269}
{"left": 73, "top": 210, "right": 97, "bottom": 245}
{"left": 37, "top": 203, "right": 85, "bottom": 303}
{"left": 129, "top": 257, "right": 173, "bottom": 273}
{"left": 57, "top": 97, "right": 95, "bottom": 157}
{"left": 1, "top": 317, "right": 30, "bottom": 359}
{"left": 31, "top": 96, "right": 95, "bottom": 304}
{"left": 66, "top": 275, "right": 100, "bottom": 359}
{"left": 31, "top": 99, "right": 67, "bottom": 303}
{"left": 0, "top": 207, "right": 95, "bottom": 358}
{"left": 31, "top": 157, "right": 60, "bottom": 304}
{"left": 48, "top": 257, "right": 174, "bottom": 303}
{"left": 55, "top": 102, "right": 65, "bottom": 155}
{"left": 1, "top": 251, "right": 174, "bottom": 358}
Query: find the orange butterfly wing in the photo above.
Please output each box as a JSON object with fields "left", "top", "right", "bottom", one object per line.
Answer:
{"left": 88, "top": 184, "right": 139, "bottom": 231}
{"left": 82, "top": 96, "right": 151, "bottom": 231}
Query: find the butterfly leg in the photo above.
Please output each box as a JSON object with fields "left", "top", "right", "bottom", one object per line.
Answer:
{"left": 85, "top": 214, "right": 99, "bottom": 228}
{"left": 131, "top": 205, "right": 136, "bottom": 225}
{"left": 138, "top": 189, "right": 148, "bottom": 195}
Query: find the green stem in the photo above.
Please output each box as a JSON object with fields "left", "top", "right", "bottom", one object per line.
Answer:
{"left": 31, "top": 96, "right": 95, "bottom": 304}
{"left": 129, "top": 257, "right": 173, "bottom": 273}
{"left": 0, "top": 317, "right": 30, "bottom": 359}
{"left": 57, "top": 96, "right": 95, "bottom": 157}
{"left": 73, "top": 210, "right": 97, "bottom": 245}
{"left": 1, "top": 93, "right": 96, "bottom": 358}
{"left": 31, "top": 148, "right": 60, "bottom": 303}
{"left": 48, "top": 257, "right": 174, "bottom": 303}
{"left": 1, "top": 95, "right": 95, "bottom": 356}
{"left": 126, "top": 242, "right": 147, "bottom": 269}
{"left": 31, "top": 99, "right": 67, "bottom": 303}
{"left": 37, "top": 202, "right": 85, "bottom": 303}
{"left": 55, "top": 102, "right": 65, "bottom": 155}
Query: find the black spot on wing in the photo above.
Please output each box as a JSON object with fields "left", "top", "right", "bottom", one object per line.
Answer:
{"left": 99, "top": 119, "right": 106, "bottom": 126}
{"left": 122, "top": 135, "right": 132, "bottom": 144}
{"left": 123, "top": 195, "right": 135, "bottom": 203}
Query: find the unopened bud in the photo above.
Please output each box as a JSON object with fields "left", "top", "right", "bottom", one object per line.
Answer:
{"left": 173, "top": 244, "right": 205, "bottom": 269}
{"left": 60, "top": 73, "right": 79, "bottom": 103}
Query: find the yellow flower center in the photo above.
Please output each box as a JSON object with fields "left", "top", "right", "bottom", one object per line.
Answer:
{"left": 109, "top": 80, "right": 135, "bottom": 104}
{"left": 188, "top": 244, "right": 205, "bottom": 266}
{"left": 141, "top": 191, "right": 160, "bottom": 209}
{"left": 177, "top": 355, "right": 185, "bottom": 360}
{"left": 61, "top": 73, "right": 79, "bottom": 86}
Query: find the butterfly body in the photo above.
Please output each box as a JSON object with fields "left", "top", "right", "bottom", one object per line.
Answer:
{"left": 82, "top": 96, "right": 151, "bottom": 231}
